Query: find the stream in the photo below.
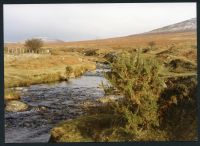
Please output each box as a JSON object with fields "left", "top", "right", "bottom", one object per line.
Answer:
{"left": 5, "top": 64, "right": 110, "bottom": 143}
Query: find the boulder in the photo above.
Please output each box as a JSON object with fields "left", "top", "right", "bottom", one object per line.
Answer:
{"left": 5, "top": 100, "right": 29, "bottom": 112}
{"left": 15, "top": 87, "right": 24, "bottom": 91}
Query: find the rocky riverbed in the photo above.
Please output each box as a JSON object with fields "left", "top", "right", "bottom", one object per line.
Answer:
{"left": 5, "top": 64, "right": 110, "bottom": 143}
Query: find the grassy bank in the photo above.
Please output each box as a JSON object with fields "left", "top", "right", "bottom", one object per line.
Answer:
{"left": 4, "top": 53, "right": 96, "bottom": 88}
{"left": 49, "top": 114, "right": 121, "bottom": 142}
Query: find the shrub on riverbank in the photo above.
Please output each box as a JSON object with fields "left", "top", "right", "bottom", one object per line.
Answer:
{"left": 103, "top": 52, "right": 197, "bottom": 140}
{"left": 50, "top": 51, "right": 197, "bottom": 142}
{"left": 104, "top": 51, "right": 166, "bottom": 140}
{"left": 50, "top": 52, "right": 167, "bottom": 142}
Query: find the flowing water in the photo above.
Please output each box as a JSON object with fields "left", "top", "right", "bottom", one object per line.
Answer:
{"left": 5, "top": 64, "right": 110, "bottom": 143}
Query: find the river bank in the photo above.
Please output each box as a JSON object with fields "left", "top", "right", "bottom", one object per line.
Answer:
{"left": 4, "top": 53, "right": 96, "bottom": 89}
{"left": 4, "top": 53, "right": 98, "bottom": 102}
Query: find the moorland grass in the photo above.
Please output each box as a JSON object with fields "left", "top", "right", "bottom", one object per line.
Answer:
{"left": 4, "top": 53, "right": 96, "bottom": 88}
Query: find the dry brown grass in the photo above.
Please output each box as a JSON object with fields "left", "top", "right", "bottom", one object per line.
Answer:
{"left": 4, "top": 53, "right": 96, "bottom": 88}
{"left": 60, "top": 31, "right": 196, "bottom": 49}
{"left": 5, "top": 31, "right": 196, "bottom": 62}
{"left": 5, "top": 31, "right": 196, "bottom": 48}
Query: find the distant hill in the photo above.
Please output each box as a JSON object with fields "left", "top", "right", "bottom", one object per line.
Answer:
{"left": 33, "top": 37, "right": 65, "bottom": 44}
{"left": 148, "top": 18, "right": 196, "bottom": 34}
{"left": 5, "top": 18, "right": 196, "bottom": 49}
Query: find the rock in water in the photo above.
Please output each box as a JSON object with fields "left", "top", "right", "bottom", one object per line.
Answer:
{"left": 5, "top": 100, "right": 29, "bottom": 112}
{"left": 15, "top": 87, "right": 24, "bottom": 91}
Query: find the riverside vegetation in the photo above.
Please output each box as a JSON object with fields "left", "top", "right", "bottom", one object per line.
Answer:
{"left": 50, "top": 50, "right": 197, "bottom": 142}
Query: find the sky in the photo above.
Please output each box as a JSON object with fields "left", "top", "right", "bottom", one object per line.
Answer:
{"left": 4, "top": 3, "right": 196, "bottom": 42}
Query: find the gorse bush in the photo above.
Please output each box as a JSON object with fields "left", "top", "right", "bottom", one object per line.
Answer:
{"left": 105, "top": 51, "right": 166, "bottom": 140}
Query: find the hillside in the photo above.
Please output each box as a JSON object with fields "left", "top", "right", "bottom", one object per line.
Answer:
{"left": 148, "top": 18, "right": 196, "bottom": 34}
{"left": 60, "top": 18, "right": 196, "bottom": 48}
{"left": 5, "top": 18, "right": 197, "bottom": 63}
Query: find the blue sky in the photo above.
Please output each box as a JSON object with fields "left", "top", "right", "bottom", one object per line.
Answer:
{"left": 4, "top": 3, "right": 196, "bottom": 42}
